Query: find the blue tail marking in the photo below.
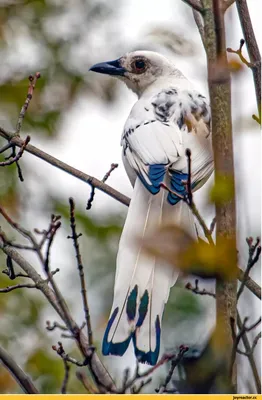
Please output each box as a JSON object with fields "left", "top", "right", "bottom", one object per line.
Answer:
{"left": 136, "top": 290, "right": 149, "bottom": 328}
{"left": 126, "top": 285, "right": 138, "bottom": 321}
{"left": 102, "top": 307, "right": 133, "bottom": 356}
{"left": 138, "top": 164, "right": 166, "bottom": 195}
{"left": 133, "top": 315, "right": 161, "bottom": 365}
{"left": 167, "top": 171, "right": 189, "bottom": 205}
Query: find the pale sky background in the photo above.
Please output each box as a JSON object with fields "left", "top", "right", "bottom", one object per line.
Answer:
{"left": 9, "top": 0, "right": 261, "bottom": 393}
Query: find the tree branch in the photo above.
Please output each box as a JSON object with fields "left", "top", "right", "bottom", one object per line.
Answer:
{"left": 185, "top": 279, "right": 216, "bottom": 298}
{"left": 0, "top": 345, "right": 39, "bottom": 394}
{"left": 237, "top": 313, "right": 261, "bottom": 393}
{"left": 0, "top": 237, "right": 116, "bottom": 392}
{"left": 236, "top": 0, "right": 261, "bottom": 122}
{"left": 0, "top": 283, "right": 36, "bottom": 292}
{"left": 0, "top": 127, "right": 130, "bottom": 207}
{"left": 0, "top": 136, "right": 30, "bottom": 167}
{"left": 182, "top": 0, "right": 204, "bottom": 13}
{"left": 68, "top": 197, "right": 93, "bottom": 345}
{"left": 16, "top": 73, "right": 41, "bottom": 134}
{"left": 201, "top": 0, "right": 237, "bottom": 390}
{"left": 193, "top": 10, "right": 205, "bottom": 47}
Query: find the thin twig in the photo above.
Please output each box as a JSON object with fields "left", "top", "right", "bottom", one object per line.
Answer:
{"left": 0, "top": 205, "right": 41, "bottom": 254}
{"left": 0, "top": 230, "right": 116, "bottom": 392}
{"left": 0, "top": 283, "right": 36, "bottom": 293}
{"left": 61, "top": 360, "right": 70, "bottom": 394}
{"left": 0, "top": 127, "right": 130, "bottom": 207}
{"left": 227, "top": 39, "right": 253, "bottom": 68}
{"left": 0, "top": 136, "right": 30, "bottom": 166}
{"left": 237, "top": 332, "right": 261, "bottom": 357}
{"left": 182, "top": 0, "right": 204, "bottom": 13}
{"left": 46, "top": 321, "right": 68, "bottom": 332}
{"left": 86, "top": 163, "right": 118, "bottom": 210}
{"left": 237, "top": 312, "right": 261, "bottom": 393}
{"left": 185, "top": 279, "right": 216, "bottom": 298}
{"left": 44, "top": 215, "right": 61, "bottom": 272}
{"left": 2, "top": 269, "right": 30, "bottom": 279}
{"left": 0, "top": 345, "right": 39, "bottom": 394}
{"left": 193, "top": 9, "right": 205, "bottom": 47}
{"left": 230, "top": 315, "right": 261, "bottom": 378}
{"left": 16, "top": 73, "right": 41, "bottom": 134}
{"left": 210, "top": 216, "right": 216, "bottom": 233}
{"left": 238, "top": 267, "right": 261, "bottom": 300}
{"left": 236, "top": 0, "right": 261, "bottom": 122}
{"left": 52, "top": 342, "right": 89, "bottom": 367}
{"left": 185, "top": 149, "right": 193, "bottom": 206}
{"left": 156, "top": 346, "right": 188, "bottom": 393}
{"left": 237, "top": 237, "right": 261, "bottom": 300}
{"left": 68, "top": 198, "right": 93, "bottom": 345}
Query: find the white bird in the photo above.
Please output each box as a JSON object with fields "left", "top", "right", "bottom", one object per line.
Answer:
{"left": 90, "top": 51, "right": 213, "bottom": 365}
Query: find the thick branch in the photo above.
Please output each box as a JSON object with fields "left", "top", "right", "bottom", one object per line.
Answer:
{"left": 0, "top": 345, "right": 39, "bottom": 394}
{"left": 202, "top": 0, "right": 237, "bottom": 390}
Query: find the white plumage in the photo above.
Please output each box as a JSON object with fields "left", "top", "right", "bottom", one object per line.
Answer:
{"left": 90, "top": 51, "right": 213, "bottom": 365}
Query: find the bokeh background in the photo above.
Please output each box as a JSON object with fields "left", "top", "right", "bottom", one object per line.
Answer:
{"left": 0, "top": 0, "right": 261, "bottom": 394}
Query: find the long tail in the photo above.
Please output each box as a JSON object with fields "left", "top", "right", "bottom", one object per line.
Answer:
{"left": 102, "top": 178, "right": 196, "bottom": 365}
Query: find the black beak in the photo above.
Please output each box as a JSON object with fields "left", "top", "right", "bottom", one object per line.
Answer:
{"left": 89, "top": 58, "right": 126, "bottom": 76}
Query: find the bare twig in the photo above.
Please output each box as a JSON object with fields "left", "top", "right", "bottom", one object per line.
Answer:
{"left": 0, "top": 205, "right": 38, "bottom": 245}
{"left": 182, "top": 0, "right": 204, "bottom": 13}
{"left": 16, "top": 73, "right": 41, "bottom": 134}
{"left": 68, "top": 198, "right": 93, "bottom": 345}
{"left": 46, "top": 321, "right": 68, "bottom": 332}
{"left": 230, "top": 315, "right": 261, "bottom": 378}
{"left": 193, "top": 9, "right": 205, "bottom": 46}
{"left": 238, "top": 267, "right": 261, "bottom": 300}
{"left": 2, "top": 269, "right": 29, "bottom": 279}
{"left": 236, "top": 0, "right": 261, "bottom": 122}
{"left": 237, "top": 314, "right": 261, "bottom": 393}
{"left": 237, "top": 332, "right": 261, "bottom": 357}
{"left": 0, "top": 345, "right": 39, "bottom": 394}
{"left": 0, "top": 136, "right": 30, "bottom": 166}
{"left": 86, "top": 186, "right": 95, "bottom": 210}
{"left": 61, "top": 359, "right": 70, "bottom": 394}
{"left": 86, "top": 163, "right": 118, "bottom": 210}
{"left": 237, "top": 237, "right": 261, "bottom": 300}
{"left": 0, "top": 283, "right": 36, "bottom": 293}
{"left": 1, "top": 127, "right": 130, "bottom": 207}
{"left": 156, "top": 346, "right": 188, "bottom": 393}
{"left": 210, "top": 216, "right": 216, "bottom": 233}
{"left": 0, "top": 237, "right": 116, "bottom": 392}
{"left": 44, "top": 215, "right": 61, "bottom": 272}
{"left": 6, "top": 254, "right": 15, "bottom": 279}
{"left": 227, "top": 39, "right": 253, "bottom": 68}
{"left": 185, "top": 279, "right": 216, "bottom": 298}
{"left": 52, "top": 342, "right": 89, "bottom": 367}
{"left": 185, "top": 149, "right": 193, "bottom": 206}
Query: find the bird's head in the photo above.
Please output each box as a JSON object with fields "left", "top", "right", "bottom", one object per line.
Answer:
{"left": 89, "top": 51, "right": 180, "bottom": 96}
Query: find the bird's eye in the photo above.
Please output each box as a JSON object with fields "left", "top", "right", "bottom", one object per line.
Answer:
{"left": 132, "top": 59, "right": 146, "bottom": 73}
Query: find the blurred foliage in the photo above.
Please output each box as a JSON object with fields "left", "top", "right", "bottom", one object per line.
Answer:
{"left": 209, "top": 174, "right": 235, "bottom": 205}
{"left": 142, "top": 223, "right": 238, "bottom": 280}
{"left": 0, "top": 0, "right": 124, "bottom": 138}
